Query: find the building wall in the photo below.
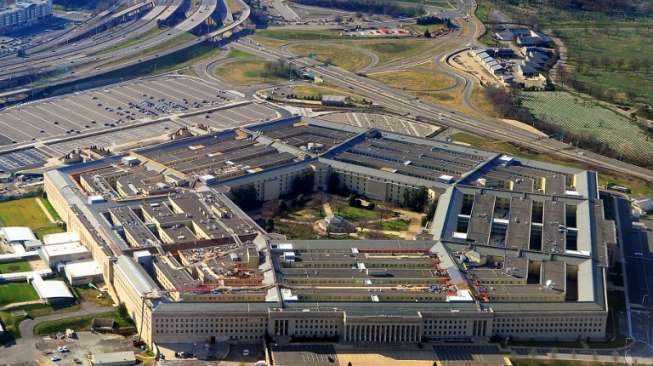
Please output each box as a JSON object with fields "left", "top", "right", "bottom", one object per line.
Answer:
{"left": 0, "top": 0, "right": 51, "bottom": 33}
{"left": 152, "top": 311, "right": 268, "bottom": 343}
{"left": 492, "top": 311, "right": 607, "bottom": 341}
{"left": 112, "top": 262, "right": 154, "bottom": 346}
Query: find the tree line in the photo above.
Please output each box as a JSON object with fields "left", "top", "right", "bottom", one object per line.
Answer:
{"left": 492, "top": 0, "right": 653, "bottom": 18}
{"left": 289, "top": 0, "right": 425, "bottom": 18}
{"left": 416, "top": 15, "right": 453, "bottom": 27}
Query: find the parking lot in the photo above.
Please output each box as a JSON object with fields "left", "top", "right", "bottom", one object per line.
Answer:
{"left": 158, "top": 343, "right": 265, "bottom": 365}
{"left": 35, "top": 331, "right": 133, "bottom": 366}
{"left": 0, "top": 147, "right": 51, "bottom": 172}
{"left": 271, "top": 344, "right": 337, "bottom": 366}
{"left": 0, "top": 75, "right": 238, "bottom": 148}
{"left": 319, "top": 112, "right": 441, "bottom": 137}
{"left": 180, "top": 102, "right": 282, "bottom": 130}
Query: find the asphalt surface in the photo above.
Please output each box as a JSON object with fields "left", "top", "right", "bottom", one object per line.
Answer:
{"left": 1, "top": 302, "right": 113, "bottom": 365}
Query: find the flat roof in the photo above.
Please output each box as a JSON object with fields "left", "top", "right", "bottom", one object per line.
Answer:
{"left": 32, "top": 276, "right": 74, "bottom": 300}
{"left": 1, "top": 227, "right": 36, "bottom": 242}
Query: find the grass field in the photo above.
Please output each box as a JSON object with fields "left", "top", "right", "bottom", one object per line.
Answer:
{"left": 285, "top": 206, "right": 325, "bottom": 221}
{"left": 73, "top": 287, "right": 114, "bottom": 307}
{"left": 34, "top": 224, "right": 65, "bottom": 239}
{"left": 368, "top": 62, "right": 473, "bottom": 113}
{"left": 215, "top": 49, "right": 289, "bottom": 85}
{"left": 369, "top": 68, "right": 457, "bottom": 92}
{"left": 381, "top": 219, "right": 411, "bottom": 231}
{"left": 40, "top": 198, "right": 60, "bottom": 221}
{"left": 0, "top": 197, "right": 65, "bottom": 240}
{"left": 0, "top": 283, "right": 39, "bottom": 307}
{"left": 332, "top": 202, "right": 381, "bottom": 222}
{"left": 556, "top": 25, "right": 653, "bottom": 105}
{"left": 359, "top": 39, "right": 434, "bottom": 65}
{"left": 33, "top": 308, "right": 134, "bottom": 335}
{"left": 0, "top": 302, "right": 81, "bottom": 340}
{"left": 0, "top": 260, "right": 32, "bottom": 274}
{"left": 0, "top": 197, "right": 52, "bottom": 227}
{"left": 288, "top": 84, "right": 368, "bottom": 104}
{"left": 520, "top": 91, "right": 653, "bottom": 162}
{"left": 252, "top": 28, "right": 342, "bottom": 48}
{"left": 288, "top": 43, "right": 371, "bottom": 71}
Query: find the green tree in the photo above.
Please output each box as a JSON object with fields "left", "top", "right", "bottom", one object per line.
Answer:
{"left": 230, "top": 184, "right": 261, "bottom": 210}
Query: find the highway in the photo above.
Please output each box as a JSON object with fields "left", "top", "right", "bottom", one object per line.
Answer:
{"left": 0, "top": 0, "right": 226, "bottom": 90}
{"left": 232, "top": 36, "right": 653, "bottom": 182}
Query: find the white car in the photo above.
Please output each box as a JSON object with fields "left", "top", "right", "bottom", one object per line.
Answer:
{"left": 243, "top": 349, "right": 250, "bottom": 357}
{"left": 51, "top": 356, "right": 62, "bottom": 362}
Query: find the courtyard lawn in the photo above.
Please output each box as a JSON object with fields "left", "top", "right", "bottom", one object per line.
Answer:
{"left": 0, "top": 260, "right": 32, "bottom": 274}
{"left": 0, "top": 283, "right": 39, "bottom": 307}
{"left": 0, "top": 197, "right": 52, "bottom": 228}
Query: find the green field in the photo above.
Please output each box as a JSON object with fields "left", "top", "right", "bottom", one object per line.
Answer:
{"left": 0, "top": 283, "right": 39, "bottom": 307}
{"left": 381, "top": 219, "right": 410, "bottom": 231}
{"left": 254, "top": 27, "right": 442, "bottom": 67}
{"left": 0, "top": 260, "right": 32, "bottom": 274}
{"left": 214, "top": 50, "right": 287, "bottom": 85}
{"left": 33, "top": 307, "right": 134, "bottom": 335}
{"left": 0, "top": 197, "right": 52, "bottom": 227}
{"left": 520, "top": 91, "right": 653, "bottom": 162}
{"left": 288, "top": 43, "right": 371, "bottom": 71}
{"left": 0, "top": 197, "right": 64, "bottom": 239}
{"left": 332, "top": 203, "right": 381, "bottom": 222}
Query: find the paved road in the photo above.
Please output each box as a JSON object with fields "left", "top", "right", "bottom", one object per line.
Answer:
{"left": 233, "top": 37, "right": 653, "bottom": 182}
{"left": 1, "top": 302, "right": 114, "bottom": 365}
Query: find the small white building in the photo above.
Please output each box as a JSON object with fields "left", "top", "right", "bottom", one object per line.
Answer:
{"left": 64, "top": 260, "right": 103, "bottom": 286}
{"left": 24, "top": 239, "right": 43, "bottom": 251}
{"left": 40, "top": 242, "right": 91, "bottom": 268}
{"left": 30, "top": 275, "right": 75, "bottom": 305}
{"left": 92, "top": 351, "right": 136, "bottom": 366}
{"left": 42, "top": 232, "right": 80, "bottom": 246}
{"left": 1, "top": 227, "right": 36, "bottom": 244}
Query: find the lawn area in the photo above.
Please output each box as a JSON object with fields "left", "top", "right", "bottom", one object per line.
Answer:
{"left": 33, "top": 307, "right": 134, "bottom": 335}
{"left": 40, "top": 198, "right": 61, "bottom": 221}
{"left": 555, "top": 23, "right": 653, "bottom": 106}
{"left": 73, "top": 286, "right": 115, "bottom": 307}
{"left": 0, "top": 302, "right": 81, "bottom": 340}
{"left": 214, "top": 49, "right": 290, "bottom": 85}
{"left": 381, "top": 219, "right": 410, "bottom": 231}
{"left": 0, "top": 282, "right": 39, "bottom": 307}
{"left": 285, "top": 205, "right": 325, "bottom": 221}
{"left": 0, "top": 260, "right": 32, "bottom": 274}
{"left": 0, "top": 197, "right": 52, "bottom": 227}
{"left": 369, "top": 68, "right": 457, "bottom": 92}
{"left": 34, "top": 224, "right": 65, "bottom": 240}
{"left": 253, "top": 28, "right": 343, "bottom": 42}
{"left": 359, "top": 39, "right": 435, "bottom": 65}
{"left": 288, "top": 43, "right": 371, "bottom": 71}
{"left": 520, "top": 91, "right": 653, "bottom": 163}
{"left": 332, "top": 203, "right": 381, "bottom": 222}
{"left": 286, "top": 84, "right": 368, "bottom": 104}
{"left": 368, "top": 62, "right": 473, "bottom": 114}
